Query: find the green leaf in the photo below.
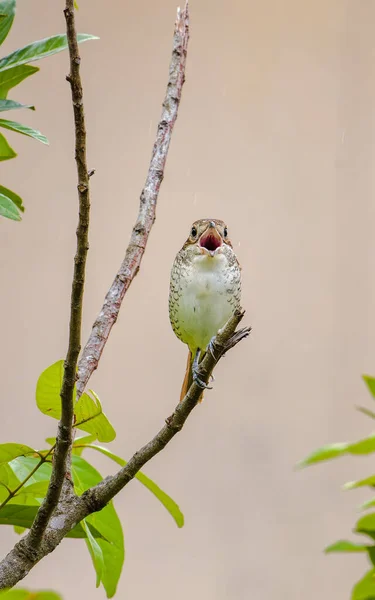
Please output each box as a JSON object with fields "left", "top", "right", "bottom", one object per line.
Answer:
{"left": 0, "top": 444, "right": 36, "bottom": 465}
{"left": 0, "top": 64, "right": 39, "bottom": 100}
{"left": 363, "top": 376, "right": 375, "bottom": 399}
{"left": 71, "top": 456, "right": 124, "bottom": 598}
{"left": 36, "top": 362, "right": 115, "bottom": 442}
{"left": 299, "top": 435, "right": 375, "bottom": 468}
{"left": 0, "top": 0, "right": 15, "bottom": 46}
{"left": 9, "top": 457, "right": 52, "bottom": 487}
{"left": 0, "top": 99, "right": 34, "bottom": 111}
{"left": 0, "top": 133, "right": 16, "bottom": 162}
{"left": 0, "top": 462, "right": 21, "bottom": 491}
{"left": 0, "top": 119, "right": 48, "bottom": 144}
{"left": 74, "top": 390, "right": 116, "bottom": 443}
{"left": 13, "top": 525, "right": 25, "bottom": 535}
{"left": 0, "top": 190, "right": 20, "bottom": 219}
{"left": 72, "top": 434, "right": 97, "bottom": 456}
{"left": 0, "top": 591, "right": 62, "bottom": 600}
{"left": 344, "top": 476, "right": 375, "bottom": 490}
{"left": 356, "top": 513, "right": 375, "bottom": 540}
{"left": 325, "top": 540, "right": 369, "bottom": 553}
{"left": 80, "top": 444, "right": 184, "bottom": 528}
{"left": 352, "top": 569, "right": 375, "bottom": 599}
{"left": 82, "top": 520, "right": 104, "bottom": 588}
{"left": 36, "top": 360, "right": 67, "bottom": 420}
{"left": 361, "top": 499, "right": 375, "bottom": 511}
{"left": 0, "top": 33, "right": 99, "bottom": 73}
{"left": 0, "top": 185, "right": 24, "bottom": 212}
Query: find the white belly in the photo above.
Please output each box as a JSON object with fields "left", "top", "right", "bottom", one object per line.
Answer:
{"left": 176, "top": 254, "right": 233, "bottom": 352}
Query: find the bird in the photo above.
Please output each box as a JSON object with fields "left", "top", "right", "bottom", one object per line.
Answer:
{"left": 169, "top": 218, "right": 241, "bottom": 402}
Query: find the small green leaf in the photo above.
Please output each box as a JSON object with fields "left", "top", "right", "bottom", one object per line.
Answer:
{"left": 80, "top": 444, "right": 184, "bottom": 528}
{"left": 0, "top": 119, "right": 48, "bottom": 144}
{"left": 74, "top": 390, "right": 116, "bottom": 443}
{"left": 325, "top": 540, "right": 369, "bottom": 553}
{"left": 356, "top": 513, "right": 375, "bottom": 541}
{"left": 0, "top": 190, "right": 20, "bottom": 219}
{"left": 344, "top": 476, "right": 375, "bottom": 490}
{"left": 0, "top": 185, "right": 24, "bottom": 212}
{"left": 0, "top": 0, "right": 15, "bottom": 46}
{"left": 82, "top": 520, "right": 104, "bottom": 588}
{"left": 0, "top": 99, "right": 34, "bottom": 111}
{"left": 361, "top": 499, "right": 375, "bottom": 511}
{"left": 0, "top": 444, "right": 36, "bottom": 465}
{"left": 0, "top": 133, "right": 16, "bottom": 162}
{"left": 36, "top": 360, "right": 67, "bottom": 420}
{"left": 0, "top": 33, "right": 99, "bottom": 73}
{"left": 352, "top": 569, "right": 375, "bottom": 599}
{"left": 363, "top": 376, "right": 375, "bottom": 399}
{"left": 9, "top": 457, "right": 52, "bottom": 487}
{"left": 71, "top": 456, "right": 124, "bottom": 597}
{"left": 13, "top": 525, "right": 26, "bottom": 535}
{"left": 36, "top": 362, "right": 115, "bottom": 443}
{"left": 0, "top": 64, "right": 39, "bottom": 100}
{"left": 299, "top": 435, "right": 375, "bottom": 468}
{"left": 0, "top": 590, "right": 62, "bottom": 600}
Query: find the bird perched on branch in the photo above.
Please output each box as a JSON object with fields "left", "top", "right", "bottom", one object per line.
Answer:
{"left": 169, "top": 218, "right": 241, "bottom": 402}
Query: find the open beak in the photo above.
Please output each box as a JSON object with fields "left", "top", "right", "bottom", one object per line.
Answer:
{"left": 199, "top": 223, "right": 222, "bottom": 255}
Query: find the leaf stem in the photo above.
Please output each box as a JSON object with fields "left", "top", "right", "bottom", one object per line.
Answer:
{"left": 0, "top": 446, "right": 55, "bottom": 510}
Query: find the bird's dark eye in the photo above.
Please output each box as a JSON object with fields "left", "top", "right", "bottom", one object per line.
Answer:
{"left": 223, "top": 227, "right": 228, "bottom": 238}
{"left": 191, "top": 226, "right": 197, "bottom": 238}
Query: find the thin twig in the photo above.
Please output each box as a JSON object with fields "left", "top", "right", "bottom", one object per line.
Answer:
{"left": 0, "top": 310, "right": 250, "bottom": 589}
{"left": 0, "top": 447, "right": 55, "bottom": 510}
{"left": 83, "top": 311, "right": 251, "bottom": 508}
{"left": 27, "top": 0, "right": 91, "bottom": 549}
{"left": 76, "top": 1, "right": 190, "bottom": 398}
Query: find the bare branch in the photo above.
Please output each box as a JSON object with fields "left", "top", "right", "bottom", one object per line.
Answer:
{"left": 76, "top": 1, "right": 190, "bottom": 398}
{"left": 0, "top": 310, "right": 250, "bottom": 589}
{"left": 0, "top": 2, "right": 190, "bottom": 590}
{"left": 27, "top": 0, "right": 91, "bottom": 549}
{"left": 82, "top": 311, "right": 251, "bottom": 508}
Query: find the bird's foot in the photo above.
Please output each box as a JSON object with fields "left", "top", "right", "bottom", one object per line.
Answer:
{"left": 208, "top": 335, "right": 221, "bottom": 361}
{"left": 193, "top": 349, "right": 212, "bottom": 390}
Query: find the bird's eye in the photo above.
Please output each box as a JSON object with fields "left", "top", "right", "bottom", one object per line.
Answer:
{"left": 223, "top": 227, "right": 228, "bottom": 238}
{"left": 191, "top": 226, "right": 197, "bottom": 238}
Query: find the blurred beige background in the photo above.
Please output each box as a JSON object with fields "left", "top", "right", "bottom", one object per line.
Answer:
{"left": 1, "top": 0, "right": 375, "bottom": 598}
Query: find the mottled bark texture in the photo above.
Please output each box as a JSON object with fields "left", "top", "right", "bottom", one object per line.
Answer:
{"left": 76, "top": 3, "right": 190, "bottom": 399}
{"left": 26, "top": 0, "right": 91, "bottom": 552}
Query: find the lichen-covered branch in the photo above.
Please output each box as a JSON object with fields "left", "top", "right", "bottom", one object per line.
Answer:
{"left": 76, "top": 2, "right": 190, "bottom": 398}
{"left": 26, "top": 0, "right": 91, "bottom": 548}
{"left": 0, "top": 310, "right": 250, "bottom": 589}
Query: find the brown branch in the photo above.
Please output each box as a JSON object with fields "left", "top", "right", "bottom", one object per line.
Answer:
{"left": 82, "top": 311, "right": 251, "bottom": 508}
{"left": 76, "top": 1, "right": 190, "bottom": 398}
{"left": 0, "top": 310, "right": 250, "bottom": 589}
{"left": 26, "top": 0, "right": 91, "bottom": 549}
{"left": 0, "top": 2, "right": 190, "bottom": 590}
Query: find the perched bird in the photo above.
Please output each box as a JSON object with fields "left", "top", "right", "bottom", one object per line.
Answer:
{"left": 169, "top": 218, "right": 241, "bottom": 401}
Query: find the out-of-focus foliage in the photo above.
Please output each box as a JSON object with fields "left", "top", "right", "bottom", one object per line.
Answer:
{"left": 300, "top": 374, "right": 375, "bottom": 600}
{"left": 0, "top": 0, "right": 97, "bottom": 221}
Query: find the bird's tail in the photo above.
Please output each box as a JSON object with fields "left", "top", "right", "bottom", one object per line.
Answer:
{"left": 180, "top": 349, "right": 204, "bottom": 403}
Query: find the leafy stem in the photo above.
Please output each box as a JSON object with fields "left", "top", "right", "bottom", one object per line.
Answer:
{"left": 0, "top": 445, "right": 55, "bottom": 510}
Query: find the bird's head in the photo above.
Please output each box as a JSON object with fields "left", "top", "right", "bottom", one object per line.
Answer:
{"left": 183, "top": 218, "right": 232, "bottom": 257}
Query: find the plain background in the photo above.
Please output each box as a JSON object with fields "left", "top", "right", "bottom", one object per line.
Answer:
{"left": 2, "top": 0, "right": 375, "bottom": 598}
